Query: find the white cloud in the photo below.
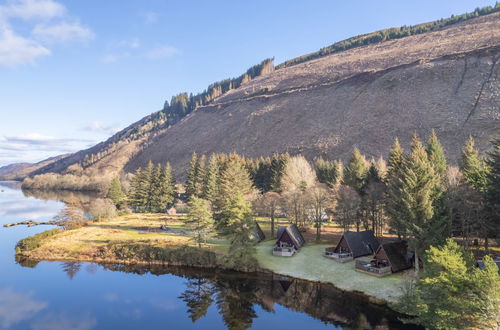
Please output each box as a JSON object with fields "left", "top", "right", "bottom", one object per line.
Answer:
{"left": 33, "top": 21, "right": 94, "bottom": 43}
{"left": 144, "top": 46, "right": 179, "bottom": 60}
{"left": 31, "top": 313, "right": 96, "bottom": 330}
{"left": 100, "top": 54, "right": 117, "bottom": 63}
{"left": 139, "top": 11, "right": 158, "bottom": 25}
{"left": 0, "top": 0, "right": 93, "bottom": 67}
{"left": 0, "top": 133, "right": 97, "bottom": 166}
{"left": 0, "top": 288, "right": 48, "bottom": 329}
{"left": 0, "top": 0, "right": 66, "bottom": 21}
{"left": 0, "top": 26, "right": 50, "bottom": 67}
{"left": 84, "top": 121, "right": 120, "bottom": 135}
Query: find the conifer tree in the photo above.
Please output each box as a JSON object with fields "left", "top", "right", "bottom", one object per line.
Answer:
{"left": 186, "top": 153, "right": 199, "bottom": 200}
{"left": 196, "top": 155, "right": 206, "bottom": 197}
{"left": 397, "top": 135, "right": 439, "bottom": 276}
{"left": 107, "top": 177, "right": 125, "bottom": 207}
{"left": 203, "top": 154, "right": 220, "bottom": 204}
{"left": 343, "top": 148, "right": 368, "bottom": 193}
{"left": 159, "top": 163, "right": 176, "bottom": 210}
{"left": 143, "top": 161, "right": 155, "bottom": 212}
{"left": 426, "top": 130, "right": 448, "bottom": 180}
{"left": 269, "top": 153, "right": 290, "bottom": 193}
{"left": 386, "top": 137, "right": 406, "bottom": 238}
{"left": 129, "top": 168, "right": 147, "bottom": 212}
{"left": 460, "top": 136, "right": 489, "bottom": 192}
{"left": 186, "top": 197, "right": 214, "bottom": 248}
{"left": 316, "top": 158, "right": 343, "bottom": 187}
{"left": 484, "top": 134, "right": 499, "bottom": 250}
{"left": 216, "top": 154, "right": 254, "bottom": 227}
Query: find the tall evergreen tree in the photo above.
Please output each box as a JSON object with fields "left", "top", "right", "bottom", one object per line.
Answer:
{"left": 107, "top": 177, "right": 125, "bottom": 207}
{"left": 129, "top": 168, "right": 147, "bottom": 212}
{"left": 485, "top": 134, "right": 500, "bottom": 250}
{"left": 386, "top": 137, "right": 406, "bottom": 238}
{"left": 269, "top": 153, "right": 289, "bottom": 193}
{"left": 315, "top": 158, "right": 343, "bottom": 187}
{"left": 196, "top": 155, "right": 207, "bottom": 197}
{"left": 397, "top": 135, "right": 439, "bottom": 276}
{"left": 460, "top": 136, "right": 489, "bottom": 192}
{"left": 343, "top": 148, "right": 368, "bottom": 193}
{"left": 203, "top": 154, "right": 220, "bottom": 205}
{"left": 186, "top": 153, "right": 199, "bottom": 200}
{"left": 186, "top": 197, "right": 215, "bottom": 248}
{"left": 426, "top": 130, "right": 448, "bottom": 180}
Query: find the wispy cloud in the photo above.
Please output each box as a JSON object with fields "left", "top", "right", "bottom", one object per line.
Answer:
{"left": 32, "top": 21, "right": 94, "bottom": 43}
{"left": 0, "top": 288, "right": 48, "bottom": 329}
{"left": 0, "top": 0, "right": 93, "bottom": 67}
{"left": 144, "top": 45, "right": 179, "bottom": 60}
{"left": 31, "top": 312, "right": 97, "bottom": 330}
{"left": 139, "top": 11, "right": 158, "bottom": 25}
{"left": 0, "top": 27, "right": 50, "bottom": 67}
{"left": 83, "top": 121, "right": 120, "bottom": 135}
{"left": 0, "top": 133, "right": 97, "bottom": 166}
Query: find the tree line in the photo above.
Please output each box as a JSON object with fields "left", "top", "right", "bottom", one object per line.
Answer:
{"left": 277, "top": 3, "right": 500, "bottom": 69}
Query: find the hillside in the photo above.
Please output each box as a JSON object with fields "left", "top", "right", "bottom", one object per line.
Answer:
{"left": 126, "top": 12, "right": 500, "bottom": 177}
{"left": 13, "top": 9, "right": 500, "bottom": 182}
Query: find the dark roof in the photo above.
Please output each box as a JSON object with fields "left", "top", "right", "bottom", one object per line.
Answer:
{"left": 251, "top": 222, "right": 266, "bottom": 242}
{"left": 476, "top": 258, "right": 500, "bottom": 274}
{"left": 377, "top": 241, "right": 413, "bottom": 272}
{"left": 337, "top": 230, "right": 380, "bottom": 258}
{"left": 276, "top": 224, "right": 305, "bottom": 249}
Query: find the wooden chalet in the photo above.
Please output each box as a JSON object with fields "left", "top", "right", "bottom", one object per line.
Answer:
{"left": 324, "top": 230, "right": 379, "bottom": 262}
{"left": 273, "top": 224, "right": 305, "bottom": 257}
{"left": 250, "top": 222, "right": 266, "bottom": 243}
{"left": 355, "top": 241, "right": 414, "bottom": 277}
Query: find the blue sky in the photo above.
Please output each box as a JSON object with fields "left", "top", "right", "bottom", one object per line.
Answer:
{"left": 0, "top": 0, "right": 496, "bottom": 166}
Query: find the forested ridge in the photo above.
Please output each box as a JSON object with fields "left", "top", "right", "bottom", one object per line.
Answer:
{"left": 277, "top": 3, "right": 500, "bottom": 68}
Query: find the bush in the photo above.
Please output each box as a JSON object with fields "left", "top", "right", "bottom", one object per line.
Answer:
{"left": 88, "top": 198, "right": 117, "bottom": 220}
{"left": 16, "top": 229, "right": 61, "bottom": 253}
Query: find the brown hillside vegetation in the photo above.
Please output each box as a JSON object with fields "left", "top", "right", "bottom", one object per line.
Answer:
{"left": 6, "top": 12, "right": 499, "bottom": 182}
{"left": 126, "top": 13, "right": 500, "bottom": 178}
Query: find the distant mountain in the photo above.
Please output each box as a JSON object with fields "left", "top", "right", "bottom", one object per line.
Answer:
{"left": 0, "top": 155, "right": 69, "bottom": 181}
{"left": 15, "top": 7, "right": 500, "bottom": 182}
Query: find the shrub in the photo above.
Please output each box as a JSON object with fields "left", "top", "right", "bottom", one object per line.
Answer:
{"left": 16, "top": 229, "right": 61, "bottom": 253}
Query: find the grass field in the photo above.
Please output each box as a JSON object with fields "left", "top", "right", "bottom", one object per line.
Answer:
{"left": 17, "top": 213, "right": 414, "bottom": 303}
{"left": 255, "top": 240, "right": 408, "bottom": 302}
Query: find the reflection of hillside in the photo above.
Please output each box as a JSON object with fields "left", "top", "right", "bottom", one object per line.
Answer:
{"left": 98, "top": 264, "right": 421, "bottom": 329}
{"left": 21, "top": 189, "right": 100, "bottom": 213}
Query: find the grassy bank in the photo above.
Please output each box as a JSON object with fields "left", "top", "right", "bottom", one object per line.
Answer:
{"left": 16, "top": 213, "right": 409, "bottom": 303}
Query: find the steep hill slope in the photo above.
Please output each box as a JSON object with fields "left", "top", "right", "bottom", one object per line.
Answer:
{"left": 126, "top": 12, "right": 500, "bottom": 178}
{"left": 19, "top": 9, "right": 500, "bottom": 182}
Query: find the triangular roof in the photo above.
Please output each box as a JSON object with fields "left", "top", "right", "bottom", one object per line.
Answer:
{"left": 251, "top": 222, "right": 266, "bottom": 242}
{"left": 335, "top": 230, "right": 379, "bottom": 258}
{"left": 276, "top": 224, "right": 305, "bottom": 249}
{"left": 376, "top": 241, "right": 412, "bottom": 272}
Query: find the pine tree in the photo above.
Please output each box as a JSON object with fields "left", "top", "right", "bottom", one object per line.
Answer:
{"left": 216, "top": 154, "right": 254, "bottom": 227}
{"left": 107, "top": 177, "right": 125, "bottom": 207}
{"left": 159, "top": 163, "right": 175, "bottom": 210}
{"left": 426, "top": 130, "right": 448, "bottom": 180}
{"left": 186, "top": 197, "right": 214, "bottom": 248}
{"left": 460, "top": 136, "right": 489, "bottom": 192}
{"left": 343, "top": 148, "right": 368, "bottom": 193}
{"left": 203, "top": 154, "right": 220, "bottom": 205}
{"left": 143, "top": 161, "right": 155, "bottom": 212}
{"left": 128, "top": 168, "right": 146, "bottom": 212}
{"left": 223, "top": 192, "right": 258, "bottom": 271}
{"left": 186, "top": 153, "right": 199, "bottom": 200}
{"left": 196, "top": 155, "right": 206, "bottom": 197}
{"left": 150, "top": 163, "right": 163, "bottom": 212}
{"left": 316, "top": 158, "right": 343, "bottom": 187}
{"left": 485, "top": 134, "right": 500, "bottom": 250}
{"left": 269, "top": 153, "right": 289, "bottom": 193}
{"left": 398, "top": 135, "right": 439, "bottom": 276}
{"left": 386, "top": 137, "right": 406, "bottom": 238}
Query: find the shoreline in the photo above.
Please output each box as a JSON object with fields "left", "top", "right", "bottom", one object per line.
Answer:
{"left": 14, "top": 213, "right": 407, "bottom": 305}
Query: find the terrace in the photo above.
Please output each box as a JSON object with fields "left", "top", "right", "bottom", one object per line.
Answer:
{"left": 355, "top": 258, "right": 392, "bottom": 277}
{"left": 324, "top": 247, "right": 353, "bottom": 262}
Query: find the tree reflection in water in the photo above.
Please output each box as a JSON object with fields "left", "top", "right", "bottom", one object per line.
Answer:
{"left": 99, "top": 264, "right": 421, "bottom": 330}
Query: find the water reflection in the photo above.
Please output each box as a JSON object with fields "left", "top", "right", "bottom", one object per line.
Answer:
{"left": 0, "top": 288, "right": 47, "bottom": 329}
{"left": 95, "top": 264, "right": 418, "bottom": 329}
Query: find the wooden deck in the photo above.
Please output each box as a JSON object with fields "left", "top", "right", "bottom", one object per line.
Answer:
{"left": 354, "top": 258, "right": 392, "bottom": 277}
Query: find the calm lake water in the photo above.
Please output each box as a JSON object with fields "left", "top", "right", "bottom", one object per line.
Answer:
{"left": 0, "top": 181, "right": 417, "bottom": 330}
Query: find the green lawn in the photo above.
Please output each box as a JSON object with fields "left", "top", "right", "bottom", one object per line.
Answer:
{"left": 255, "top": 240, "right": 408, "bottom": 302}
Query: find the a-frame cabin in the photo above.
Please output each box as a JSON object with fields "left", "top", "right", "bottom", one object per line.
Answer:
{"left": 272, "top": 224, "right": 305, "bottom": 257}
{"left": 324, "top": 230, "right": 379, "bottom": 262}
